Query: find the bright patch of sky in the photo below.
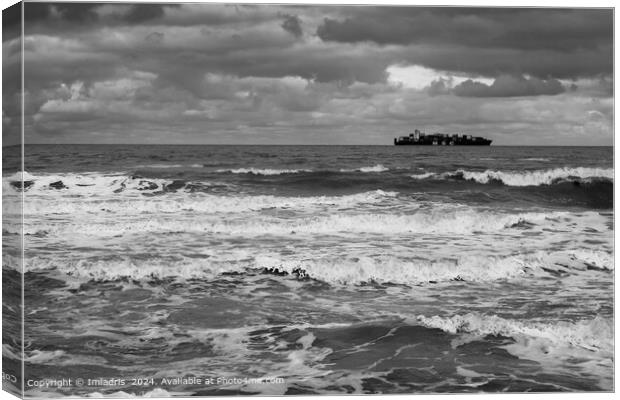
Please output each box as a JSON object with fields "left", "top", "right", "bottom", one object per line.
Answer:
{"left": 387, "top": 64, "right": 494, "bottom": 90}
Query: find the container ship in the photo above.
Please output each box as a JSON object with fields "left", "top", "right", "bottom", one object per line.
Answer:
{"left": 394, "top": 129, "right": 492, "bottom": 146}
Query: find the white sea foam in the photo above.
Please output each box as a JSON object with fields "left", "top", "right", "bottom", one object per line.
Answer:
{"left": 17, "top": 209, "right": 574, "bottom": 237}
{"left": 253, "top": 249, "right": 613, "bottom": 285}
{"left": 5, "top": 171, "right": 38, "bottom": 181}
{"left": 19, "top": 189, "right": 397, "bottom": 216}
{"left": 415, "top": 312, "right": 613, "bottom": 353}
{"left": 410, "top": 172, "right": 435, "bottom": 180}
{"left": 409, "top": 167, "right": 613, "bottom": 186}
{"left": 340, "top": 164, "right": 389, "bottom": 173}
{"left": 253, "top": 254, "right": 535, "bottom": 285}
{"left": 217, "top": 168, "right": 312, "bottom": 175}
{"left": 416, "top": 312, "right": 614, "bottom": 389}
{"left": 3, "top": 172, "right": 171, "bottom": 195}
{"left": 457, "top": 167, "right": 613, "bottom": 186}
{"left": 23, "top": 350, "right": 67, "bottom": 364}
{"left": 20, "top": 249, "right": 612, "bottom": 285}
{"left": 23, "top": 350, "right": 108, "bottom": 366}
{"left": 567, "top": 249, "right": 614, "bottom": 271}
{"left": 133, "top": 164, "right": 203, "bottom": 169}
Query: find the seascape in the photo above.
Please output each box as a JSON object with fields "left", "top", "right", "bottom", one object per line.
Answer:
{"left": 2, "top": 144, "right": 614, "bottom": 396}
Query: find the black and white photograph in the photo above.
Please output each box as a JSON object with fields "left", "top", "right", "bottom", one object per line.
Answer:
{"left": 1, "top": 1, "right": 615, "bottom": 397}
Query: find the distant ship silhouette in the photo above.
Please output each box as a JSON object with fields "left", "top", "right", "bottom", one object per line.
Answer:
{"left": 394, "top": 129, "right": 492, "bottom": 146}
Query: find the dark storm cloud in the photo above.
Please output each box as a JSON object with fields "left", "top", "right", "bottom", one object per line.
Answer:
{"left": 123, "top": 4, "right": 167, "bottom": 23}
{"left": 316, "top": 8, "right": 612, "bottom": 51}
{"left": 280, "top": 14, "right": 303, "bottom": 37}
{"left": 453, "top": 75, "right": 566, "bottom": 97}
{"left": 19, "top": 3, "right": 176, "bottom": 30}
{"left": 21, "top": 3, "right": 100, "bottom": 24}
{"left": 316, "top": 7, "right": 613, "bottom": 80}
{"left": 55, "top": 3, "right": 100, "bottom": 22}
{"left": 15, "top": 4, "right": 612, "bottom": 83}
{"left": 1, "top": 3, "right": 94, "bottom": 41}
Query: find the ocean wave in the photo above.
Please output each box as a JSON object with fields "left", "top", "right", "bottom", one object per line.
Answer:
{"left": 220, "top": 165, "right": 390, "bottom": 175}
{"left": 18, "top": 190, "right": 397, "bottom": 216}
{"left": 252, "top": 249, "right": 613, "bottom": 285}
{"left": 411, "top": 167, "right": 613, "bottom": 187}
{"left": 564, "top": 249, "right": 614, "bottom": 271}
{"left": 217, "top": 168, "right": 312, "bottom": 175}
{"left": 17, "top": 249, "right": 612, "bottom": 285}
{"left": 415, "top": 312, "right": 614, "bottom": 389}
{"left": 457, "top": 167, "right": 613, "bottom": 186}
{"left": 340, "top": 164, "right": 389, "bottom": 173}
{"left": 16, "top": 209, "right": 576, "bottom": 237}
{"left": 133, "top": 164, "right": 203, "bottom": 169}
{"left": 2, "top": 171, "right": 232, "bottom": 196}
{"left": 410, "top": 172, "right": 435, "bottom": 180}
{"left": 415, "top": 312, "right": 613, "bottom": 353}
{"left": 4, "top": 171, "right": 166, "bottom": 194}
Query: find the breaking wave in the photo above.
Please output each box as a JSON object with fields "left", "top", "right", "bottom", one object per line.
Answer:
{"left": 219, "top": 165, "right": 390, "bottom": 175}
{"left": 411, "top": 167, "right": 613, "bottom": 187}
{"left": 340, "top": 164, "right": 389, "bottom": 173}
{"left": 415, "top": 312, "right": 613, "bottom": 353}
{"left": 410, "top": 172, "right": 435, "bottom": 180}
{"left": 133, "top": 164, "right": 203, "bottom": 169}
{"left": 14, "top": 249, "right": 612, "bottom": 285}
{"left": 521, "top": 158, "right": 551, "bottom": 162}
{"left": 16, "top": 209, "right": 578, "bottom": 237}
{"left": 19, "top": 189, "right": 397, "bottom": 216}
{"left": 217, "top": 168, "right": 312, "bottom": 175}
{"left": 4, "top": 171, "right": 177, "bottom": 195}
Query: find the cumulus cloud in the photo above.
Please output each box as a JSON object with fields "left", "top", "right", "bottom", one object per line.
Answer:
{"left": 453, "top": 75, "right": 566, "bottom": 97}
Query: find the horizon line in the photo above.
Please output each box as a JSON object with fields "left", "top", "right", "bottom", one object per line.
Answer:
{"left": 2, "top": 143, "right": 614, "bottom": 147}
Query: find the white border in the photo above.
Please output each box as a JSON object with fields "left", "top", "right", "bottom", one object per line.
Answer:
{"left": 0, "top": 2, "right": 616, "bottom": 400}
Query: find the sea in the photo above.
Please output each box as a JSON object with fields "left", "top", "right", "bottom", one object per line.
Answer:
{"left": 1, "top": 144, "right": 614, "bottom": 396}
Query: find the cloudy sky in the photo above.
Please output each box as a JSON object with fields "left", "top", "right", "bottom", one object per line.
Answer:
{"left": 2, "top": 2, "right": 614, "bottom": 145}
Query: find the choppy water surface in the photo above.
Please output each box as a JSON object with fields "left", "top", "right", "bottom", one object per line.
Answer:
{"left": 2, "top": 145, "right": 614, "bottom": 396}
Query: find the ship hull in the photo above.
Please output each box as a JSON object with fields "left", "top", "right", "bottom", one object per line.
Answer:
{"left": 394, "top": 135, "right": 492, "bottom": 146}
{"left": 394, "top": 141, "right": 492, "bottom": 146}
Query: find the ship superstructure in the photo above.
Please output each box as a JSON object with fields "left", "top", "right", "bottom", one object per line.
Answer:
{"left": 394, "top": 129, "right": 492, "bottom": 146}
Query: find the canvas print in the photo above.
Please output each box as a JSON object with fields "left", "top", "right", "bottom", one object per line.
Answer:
{"left": 2, "top": 1, "right": 614, "bottom": 397}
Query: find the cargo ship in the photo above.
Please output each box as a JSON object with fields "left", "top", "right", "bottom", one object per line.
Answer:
{"left": 394, "top": 129, "right": 492, "bottom": 146}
